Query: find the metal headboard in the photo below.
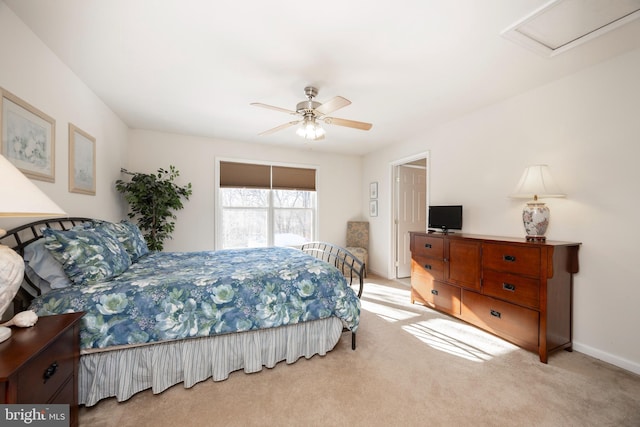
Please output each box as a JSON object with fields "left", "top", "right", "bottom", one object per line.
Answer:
{"left": 0, "top": 217, "right": 93, "bottom": 312}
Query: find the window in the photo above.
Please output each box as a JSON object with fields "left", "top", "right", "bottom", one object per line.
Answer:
{"left": 218, "top": 161, "right": 317, "bottom": 249}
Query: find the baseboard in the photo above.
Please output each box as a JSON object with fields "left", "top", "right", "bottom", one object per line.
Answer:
{"left": 572, "top": 341, "right": 640, "bottom": 376}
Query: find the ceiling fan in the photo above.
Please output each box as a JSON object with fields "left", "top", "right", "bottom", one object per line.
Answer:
{"left": 251, "top": 86, "right": 372, "bottom": 141}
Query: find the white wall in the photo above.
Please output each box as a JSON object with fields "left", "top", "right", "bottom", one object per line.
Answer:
{"left": 364, "top": 47, "right": 640, "bottom": 374}
{"left": 0, "top": 2, "right": 129, "bottom": 232}
{"left": 126, "top": 129, "right": 363, "bottom": 252}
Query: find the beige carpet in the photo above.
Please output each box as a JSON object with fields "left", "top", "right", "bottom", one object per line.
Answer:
{"left": 79, "top": 276, "right": 640, "bottom": 427}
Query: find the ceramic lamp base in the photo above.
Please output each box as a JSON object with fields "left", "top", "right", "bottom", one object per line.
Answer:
{"left": 522, "top": 202, "right": 549, "bottom": 242}
{"left": 0, "top": 325, "right": 10, "bottom": 343}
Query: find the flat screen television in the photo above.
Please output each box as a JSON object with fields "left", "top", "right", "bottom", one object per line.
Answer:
{"left": 428, "top": 205, "right": 463, "bottom": 233}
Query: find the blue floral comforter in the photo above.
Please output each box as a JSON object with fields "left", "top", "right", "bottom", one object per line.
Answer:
{"left": 29, "top": 247, "right": 360, "bottom": 350}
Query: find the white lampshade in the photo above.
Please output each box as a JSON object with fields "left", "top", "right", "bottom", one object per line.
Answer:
{"left": 0, "top": 154, "right": 66, "bottom": 218}
{"left": 0, "top": 154, "right": 65, "bottom": 342}
{"left": 510, "top": 164, "right": 566, "bottom": 200}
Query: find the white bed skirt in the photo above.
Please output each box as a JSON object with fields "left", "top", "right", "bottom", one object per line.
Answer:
{"left": 79, "top": 317, "right": 345, "bottom": 406}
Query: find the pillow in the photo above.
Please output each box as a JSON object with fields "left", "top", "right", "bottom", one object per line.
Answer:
{"left": 43, "top": 226, "right": 132, "bottom": 286}
{"left": 23, "top": 239, "right": 73, "bottom": 289}
{"left": 92, "top": 220, "right": 149, "bottom": 260}
{"left": 24, "top": 263, "right": 53, "bottom": 295}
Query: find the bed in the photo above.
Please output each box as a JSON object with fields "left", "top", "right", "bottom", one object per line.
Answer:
{"left": 1, "top": 217, "right": 364, "bottom": 407}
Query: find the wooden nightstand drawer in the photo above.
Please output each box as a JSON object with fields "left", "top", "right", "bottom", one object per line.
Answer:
{"left": 50, "top": 377, "right": 74, "bottom": 404}
{"left": 482, "top": 270, "right": 540, "bottom": 309}
{"left": 18, "top": 327, "right": 74, "bottom": 403}
{"left": 461, "top": 291, "right": 539, "bottom": 351}
{"left": 482, "top": 243, "right": 541, "bottom": 277}
{"left": 411, "top": 235, "right": 444, "bottom": 258}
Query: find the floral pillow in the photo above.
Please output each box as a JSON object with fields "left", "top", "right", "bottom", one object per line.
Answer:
{"left": 92, "top": 220, "right": 149, "bottom": 261}
{"left": 43, "top": 226, "right": 132, "bottom": 286}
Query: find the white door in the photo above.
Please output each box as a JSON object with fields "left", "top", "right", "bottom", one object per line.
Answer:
{"left": 396, "top": 164, "right": 426, "bottom": 278}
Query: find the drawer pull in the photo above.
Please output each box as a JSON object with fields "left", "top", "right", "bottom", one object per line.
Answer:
{"left": 424, "top": 264, "right": 432, "bottom": 270}
{"left": 43, "top": 361, "right": 58, "bottom": 383}
{"left": 503, "top": 255, "right": 516, "bottom": 262}
{"left": 431, "top": 289, "right": 439, "bottom": 296}
{"left": 502, "top": 283, "right": 516, "bottom": 292}
{"left": 424, "top": 243, "right": 432, "bottom": 248}
{"left": 490, "top": 309, "right": 502, "bottom": 319}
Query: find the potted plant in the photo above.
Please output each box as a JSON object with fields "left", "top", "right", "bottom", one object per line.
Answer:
{"left": 115, "top": 166, "right": 192, "bottom": 251}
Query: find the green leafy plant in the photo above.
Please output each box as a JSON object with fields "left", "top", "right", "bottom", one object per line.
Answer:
{"left": 116, "top": 166, "right": 192, "bottom": 251}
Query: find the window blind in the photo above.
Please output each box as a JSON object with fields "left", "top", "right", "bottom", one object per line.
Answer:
{"left": 272, "top": 166, "right": 316, "bottom": 191}
{"left": 219, "top": 162, "right": 270, "bottom": 188}
{"left": 220, "top": 162, "right": 316, "bottom": 191}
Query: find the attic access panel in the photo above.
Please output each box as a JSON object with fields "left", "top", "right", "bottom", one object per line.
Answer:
{"left": 502, "top": 0, "right": 640, "bottom": 57}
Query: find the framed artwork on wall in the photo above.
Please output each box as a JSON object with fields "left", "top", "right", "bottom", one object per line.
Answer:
{"left": 370, "top": 182, "right": 378, "bottom": 199}
{"left": 0, "top": 87, "right": 56, "bottom": 182}
{"left": 69, "top": 123, "right": 96, "bottom": 195}
{"left": 369, "top": 200, "right": 378, "bottom": 217}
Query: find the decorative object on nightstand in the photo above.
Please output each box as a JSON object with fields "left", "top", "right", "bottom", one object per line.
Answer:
{"left": 510, "top": 164, "right": 565, "bottom": 242}
{"left": 0, "top": 154, "right": 66, "bottom": 343}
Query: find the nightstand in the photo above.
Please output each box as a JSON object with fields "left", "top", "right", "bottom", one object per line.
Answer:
{"left": 0, "top": 312, "right": 84, "bottom": 427}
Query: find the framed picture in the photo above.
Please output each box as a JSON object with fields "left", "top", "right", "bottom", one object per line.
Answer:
{"left": 69, "top": 123, "right": 96, "bottom": 195}
{"left": 370, "top": 182, "right": 378, "bottom": 199}
{"left": 1, "top": 88, "right": 55, "bottom": 182}
{"left": 369, "top": 200, "right": 378, "bottom": 217}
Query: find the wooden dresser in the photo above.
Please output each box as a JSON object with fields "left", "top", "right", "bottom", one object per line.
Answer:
{"left": 0, "top": 312, "right": 84, "bottom": 427}
{"left": 409, "top": 232, "right": 580, "bottom": 363}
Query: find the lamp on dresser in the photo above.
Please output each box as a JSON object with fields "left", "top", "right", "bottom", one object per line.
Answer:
{"left": 510, "top": 164, "right": 565, "bottom": 242}
{"left": 0, "top": 154, "right": 66, "bottom": 343}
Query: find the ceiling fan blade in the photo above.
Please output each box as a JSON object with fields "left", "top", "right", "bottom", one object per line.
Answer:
{"left": 258, "top": 120, "right": 300, "bottom": 136}
{"left": 314, "top": 96, "right": 351, "bottom": 116}
{"left": 251, "top": 102, "right": 298, "bottom": 115}
{"left": 323, "top": 117, "right": 372, "bottom": 131}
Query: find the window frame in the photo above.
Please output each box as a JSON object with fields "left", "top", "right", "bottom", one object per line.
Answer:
{"left": 215, "top": 158, "right": 319, "bottom": 250}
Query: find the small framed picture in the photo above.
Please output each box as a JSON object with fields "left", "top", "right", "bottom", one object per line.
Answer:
{"left": 1, "top": 87, "right": 56, "bottom": 182}
{"left": 370, "top": 182, "right": 378, "bottom": 199}
{"left": 69, "top": 123, "right": 96, "bottom": 195}
{"left": 369, "top": 200, "right": 378, "bottom": 217}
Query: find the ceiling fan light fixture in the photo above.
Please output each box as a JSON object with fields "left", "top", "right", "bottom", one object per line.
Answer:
{"left": 296, "top": 116, "right": 325, "bottom": 140}
{"left": 252, "top": 86, "right": 371, "bottom": 140}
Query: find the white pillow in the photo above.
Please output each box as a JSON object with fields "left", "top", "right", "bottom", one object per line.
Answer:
{"left": 23, "top": 239, "right": 72, "bottom": 289}
{"left": 24, "top": 263, "right": 53, "bottom": 294}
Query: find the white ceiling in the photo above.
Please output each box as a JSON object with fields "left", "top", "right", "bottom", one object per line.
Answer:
{"left": 5, "top": 0, "right": 640, "bottom": 156}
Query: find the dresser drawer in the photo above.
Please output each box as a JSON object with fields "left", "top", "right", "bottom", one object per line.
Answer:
{"left": 411, "top": 235, "right": 444, "bottom": 259}
{"left": 412, "top": 256, "right": 445, "bottom": 281}
{"left": 482, "top": 270, "right": 540, "bottom": 309}
{"left": 18, "top": 327, "right": 74, "bottom": 404}
{"left": 461, "top": 291, "right": 539, "bottom": 351}
{"left": 482, "top": 243, "right": 541, "bottom": 277}
{"left": 411, "top": 279, "right": 461, "bottom": 316}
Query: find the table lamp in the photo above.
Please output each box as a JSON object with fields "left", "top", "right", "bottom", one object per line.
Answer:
{"left": 510, "top": 164, "right": 565, "bottom": 242}
{"left": 0, "top": 154, "right": 66, "bottom": 343}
